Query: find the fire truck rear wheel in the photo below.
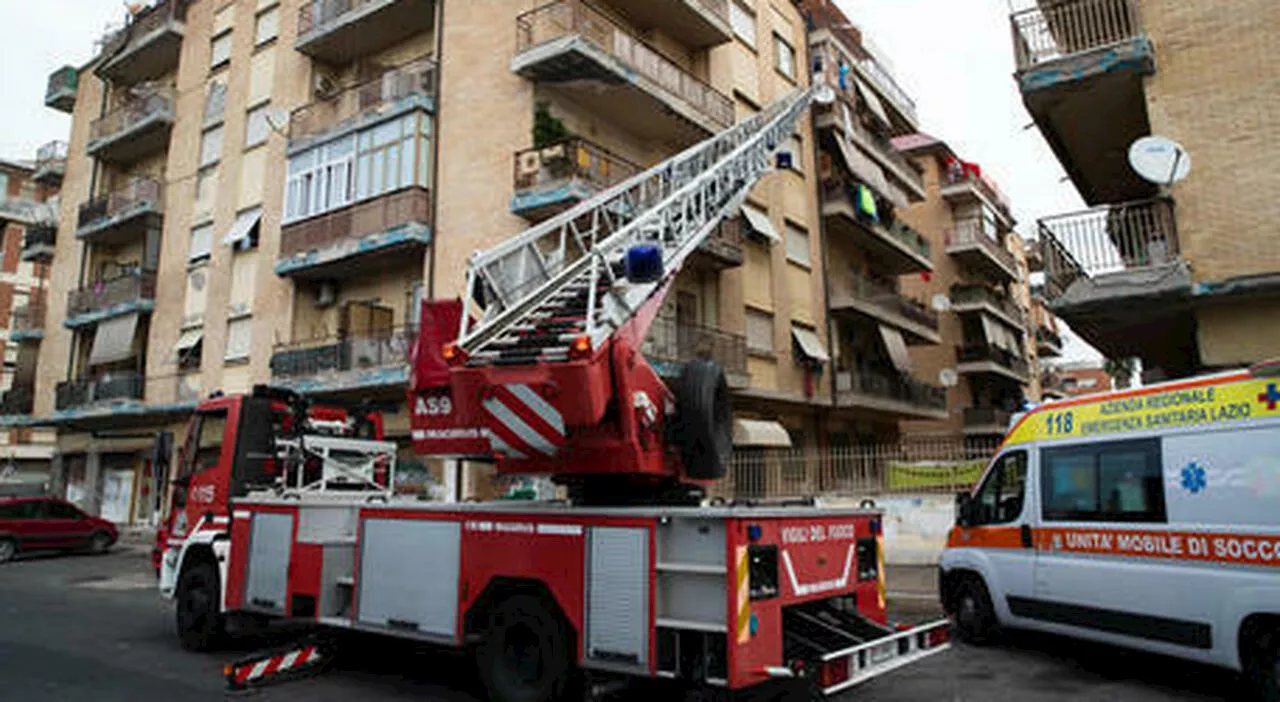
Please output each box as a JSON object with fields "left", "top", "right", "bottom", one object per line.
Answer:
{"left": 677, "top": 360, "right": 732, "bottom": 481}
{"left": 176, "top": 560, "right": 224, "bottom": 652}
{"left": 953, "top": 576, "right": 998, "bottom": 645}
{"left": 477, "top": 594, "right": 573, "bottom": 702}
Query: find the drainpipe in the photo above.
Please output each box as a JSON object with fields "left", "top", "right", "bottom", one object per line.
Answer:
{"left": 426, "top": 0, "right": 444, "bottom": 300}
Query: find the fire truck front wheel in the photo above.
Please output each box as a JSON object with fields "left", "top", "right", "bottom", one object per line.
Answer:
{"left": 477, "top": 594, "right": 574, "bottom": 702}
{"left": 176, "top": 559, "right": 225, "bottom": 652}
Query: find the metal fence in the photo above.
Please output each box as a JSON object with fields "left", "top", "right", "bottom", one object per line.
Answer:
{"left": 78, "top": 177, "right": 164, "bottom": 229}
{"left": 515, "top": 0, "right": 734, "bottom": 129}
{"left": 90, "top": 87, "right": 175, "bottom": 143}
{"left": 1011, "top": 0, "right": 1142, "bottom": 71}
{"left": 708, "top": 436, "right": 1000, "bottom": 502}
{"left": 513, "top": 137, "right": 640, "bottom": 195}
{"left": 1037, "top": 198, "right": 1178, "bottom": 300}
{"left": 290, "top": 55, "right": 438, "bottom": 143}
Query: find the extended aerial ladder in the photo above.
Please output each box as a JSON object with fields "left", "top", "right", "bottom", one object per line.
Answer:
{"left": 413, "top": 85, "right": 825, "bottom": 502}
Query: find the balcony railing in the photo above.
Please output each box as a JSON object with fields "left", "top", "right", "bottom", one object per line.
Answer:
{"left": 1036, "top": 326, "right": 1063, "bottom": 350}
{"left": 957, "top": 344, "right": 1030, "bottom": 378}
{"left": 950, "top": 284, "right": 1025, "bottom": 325}
{"left": 1010, "top": 0, "right": 1142, "bottom": 72}
{"left": 963, "top": 406, "right": 1013, "bottom": 431}
{"left": 515, "top": 0, "right": 734, "bottom": 130}
{"left": 88, "top": 87, "right": 175, "bottom": 160}
{"left": 22, "top": 224, "right": 57, "bottom": 255}
{"left": 844, "top": 273, "right": 938, "bottom": 331}
{"left": 271, "top": 326, "right": 416, "bottom": 379}
{"left": 835, "top": 95, "right": 924, "bottom": 194}
{"left": 837, "top": 367, "right": 947, "bottom": 411}
{"left": 55, "top": 372, "right": 144, "bottom": 411}
{"left": 297, "top": 0, "right": 435, "bottom": 62}
{"left": 0, "top": 386, "right": 35, "bottom": 415}
{"left": 290, "top": 56, "right": 438, "bottom": 145}
{"left": 824, "top": 179, "right": 933, "bottom": 262}
{"left": 941, "top": 166, "right": 1012, "bottom": 220}
{"left": 280, "top": 186, "right": 431, "bottom": 260}
{"left": 1037, "top": 198, "right": 1179, "bottom": 300}
{"left": 67, "top": 271, "right": 157, "bottom": 321}
{"left": 643, "top": 318, "right": 747, "bottom": 379}
{"left": 96, "top": 0, "right": 189, "bottom": 65}
{"left": 45, "top": 66, "right": 79, "bottom": 112}
{"left": 34, "top": 141, "right": 68, "bottom": 179}
{"left": 947, "top": 218, "right": 1017, "bottom": 276}
{"left": 513, "top": 137, "right": 640, "bottom": 200}
{"left": 12, "top": 301, "right": 46, "bottom": 335}
{"left": 78, "top": 177, "right": 164, "bottom": 230}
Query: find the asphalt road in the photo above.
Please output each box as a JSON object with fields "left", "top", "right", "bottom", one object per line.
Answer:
{"left": 0, "top": 547, "right": 1253, "bottom": 701}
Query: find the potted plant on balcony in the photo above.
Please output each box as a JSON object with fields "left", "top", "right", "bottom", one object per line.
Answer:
{"left": 532, "top": 102, "right": 575, "bottom": 180}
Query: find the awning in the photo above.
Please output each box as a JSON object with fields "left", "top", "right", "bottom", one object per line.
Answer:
{"left": 980, "top": 315, "right": 1017, "bottom": 352}
{"left": 855, "top": 78, "right": 892, "bottom": 129}
{"left": 878, "top": 324, "right": 913, "bottom": 372}
{"left": 979, "top": 314, "right": 1000, "bottom": 348}
{"left": 791, "top": 326, "right": 830, "bottom": 363}
{"left": 832, "top": 132, "right": 891, "bottom": 199}
{"left": 741, "top": 204, "right": 781, "bottom": 244}
{"left": 733, "top": 419, "right": 792, "bottom": 447}
{"left": 174, "top": 328, "right": 203, "bottom": 354}
{"left": 223, "top": 208, "right": 262, "bottom": 249}
{"left": 88, "top": 313, "right": 139, "bottom": 367}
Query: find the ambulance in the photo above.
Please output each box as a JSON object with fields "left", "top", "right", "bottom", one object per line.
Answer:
{"left": 940, "top": 363, "right": 1280, "bottom": 698}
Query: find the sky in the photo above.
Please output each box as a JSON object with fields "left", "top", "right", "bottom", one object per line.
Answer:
{"left": 0, "top": 0, "right": 1102, "bottom": 364}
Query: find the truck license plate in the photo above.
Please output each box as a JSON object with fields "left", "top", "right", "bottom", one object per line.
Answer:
{"left": 870, "top": 641, "right": 896, "bottom": 664}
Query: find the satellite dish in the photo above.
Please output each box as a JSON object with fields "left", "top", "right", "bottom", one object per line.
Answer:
{"left": 814, "top": 83, "right": 836, "bottom": 106}
{"left": 265, "top": 107, "right": 291, "bottom": 135}
{"left": 939, "top": 368, "right": 959, "bottom": 388}
{"left": 931, "top": 293, "right": 951, "bottom": 313}
{"left": 1129, "top": 136, "right": 1190, "bottom": 185}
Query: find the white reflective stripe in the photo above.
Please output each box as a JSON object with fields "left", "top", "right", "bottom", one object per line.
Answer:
{"left": 536, "top": 524, "right": 583, "bottom": 536}
{"left": 278, "top": 650, "right": 301, "bottom": 671}
{"left": 300, "top": 647, "right": 319, "bottom": 664}
{"left": 248, "top": 659, "right": 271, "bottom": 680}
{"left": 781, "top": 545, "right": 856, "bottom": 597}
{"left": 507, "top": 383, "right": 565, "bottom": 435}
{"left": 233, "top": 510, "right": 251, "bottom": 520}
{"left": 487, "top": 433, "right": 528, "bottom": 460}
{"left": 484, "top": 397, "right": 558, "bottom": 456}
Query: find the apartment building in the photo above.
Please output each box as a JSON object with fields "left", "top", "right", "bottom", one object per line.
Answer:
{"left": 29, "top": 0, "right": 831, "bottom": 521}
{"left": 891, "top": 133, "right": 1036, "bottom": 441}
{"left": 1011, "top": 0, "right": 1280, "bottom": 379}
{"left": 0, "top": 156, "right": 60, "bottom": 485}
{"left": 801, "top": 0, "right": 949, "bottom": 446}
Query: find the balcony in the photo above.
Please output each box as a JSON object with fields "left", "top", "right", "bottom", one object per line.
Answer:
{"left": 836, "top": 368, "right": 948, "bottom": 420}
{"left": 76, "top": 177, "right": 164, "bottom": 246}
{"left": 821, "top": 180, "right": 932, "bottom": 274}
{"left": 1040, "top": 370, "right": 1068, "bottom": 400}
{"left": 87, "top": 88, "right": 175, "bottom": 165}
{"left": 33, "top": 141, "right": 67, "bottom": 186}
{"left": 511, "top": 137, "right": 640, "bottom": 221}
{"left": 289, "top": 55, "right": 437, "bottom": 152}
{"left": 55, "top": 372, "right": 144, "bottom": 412}
{"left": 956, "top": 345, "right": 1030, "bottom": 384}
{"left": 45, "top": 66, "right": 78, "bottom": 113}
{"left": 945, "top": 218, "right": 1019, "bottom": 282}
{"left": 642, "top": 318, "right": 748, "bottom": 389}
{"left": 21, "top": 224, "right": 57, "bottom": 263}
{"left": 1037, "top": 198, "right": 1192, "bottom": 364}
{"left": 297, "top": 0, "right": 434, "bottom": 64}
{"left": 65, "top": 271, "right": 157, "bottom": 329}
{"left": 277, "top": 187, "right": 432, "bottom": 279}
{"left": 95, "top": 0, "right": 188, "bottom": 85}
{"left": 600, "top": 0, "right": 730, "bottom": 48}
{"left": 829, "top": 273, "right": 940, "bottom": 345}
{"left": 949, "top": 283, "right": 1025, "bottom": 331}
{"left": 513, "top": 0, "right": 733, "bottom": 144}
{"left": 940, "top": 167, "right": 1014, "bottom": 228}
{"left": 0, "top": 386, "right": 35, "bottom": 416}
{"left": 1010, "top": 0, "right": 1155, "bottom": 205}
{"left": 814, "top": 96, "right": 925, "bottom": 202}
{"left": 963, "top": 407, "right": 1013, "bottom": 436}
{"left": 270, "top": 326, "right": 415, "bottom": 397}
{"left": 11, "top": 301, "right": 47, "bottom": 343}
{"left": 1036, "top": 327, "right": 1064, "bottom": 358}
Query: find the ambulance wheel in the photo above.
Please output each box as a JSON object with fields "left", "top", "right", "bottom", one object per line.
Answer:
{"left": 676, "top": 360, "right": 732, "bottom": 481}
{"left": 477, "top": 594, "right": 573, "bottom": 702}
{"left": 1248, "top": 626, "right": 1280, "bottom": 702}
{"left": 953, "top": 577, "right": 998, "bottom": 645}
{"left": 176, "top": 560, "right": 224, "bottom": 652}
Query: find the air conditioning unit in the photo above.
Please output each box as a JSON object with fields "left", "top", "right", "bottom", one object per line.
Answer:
{"left": 315, "top": 281, "right": 337, "bottom": 308}
{"left": 314, "top": 73, "right": 340, "bottom": 100}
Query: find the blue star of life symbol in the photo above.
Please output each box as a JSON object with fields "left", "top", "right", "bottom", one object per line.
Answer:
{"left": 1180, "top": 462, "right": 1207, "bottom": 494}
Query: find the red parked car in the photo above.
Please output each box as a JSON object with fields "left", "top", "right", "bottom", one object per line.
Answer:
{"left": 0, "top": 496, "right": 118, "bottom": 563}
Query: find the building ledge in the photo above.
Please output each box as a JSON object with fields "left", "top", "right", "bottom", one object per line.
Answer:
{"left": 835, "top": 391, "right": 948, "bottom": 420}
{"left": 275, "top": 223, "right": 431, "bottom": 279}
{"left": 76, "top": 205, "right": 162, "bottom": 244}
{"left": 10, "top": 330, "right": 44, "bottom": 342}
{"left": 956, "top": 360, "right": 1029, "bottom": 384}
{"left": 32, "top": 400, "right": 197, "bottom": 430}
{"left": 1017, "top": 36, "right": 1155, "bottom": 93}
{"left": 64, "top": 299, "right": 155, "bottom": 330}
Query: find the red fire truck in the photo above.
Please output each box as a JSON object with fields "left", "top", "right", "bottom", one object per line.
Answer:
{"left": 155, "top": 87, "right": 950, "bottom": 700}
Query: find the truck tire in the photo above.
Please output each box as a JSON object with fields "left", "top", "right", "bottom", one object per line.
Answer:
{"left": 953, "top": 576, "right": 998, "bottom": 645}
{"left": 176, "top": 560, "right": 224, "bottom": 652}
{"left": 1248, "top": 626, "right": 1280, "bottom": 702}
{"left": 477, "top": 594, "right": 573, "bottom": 702}
{"left": 676, "top": 360, "right": 732, "bottom": 481}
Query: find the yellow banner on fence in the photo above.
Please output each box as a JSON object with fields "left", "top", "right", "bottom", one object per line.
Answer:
{"left": 886, "top": 460, "right": 987, "bottom": 490}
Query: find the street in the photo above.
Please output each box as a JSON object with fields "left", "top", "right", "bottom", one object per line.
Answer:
{"left": 0, "top": 547, "right": 1251, "bottom": 702}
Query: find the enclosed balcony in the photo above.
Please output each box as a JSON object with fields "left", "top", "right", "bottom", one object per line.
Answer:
{"left": 269, "top": 325, "right": 415, "bottom": 398}
{"left": 642, "top": 317, "right": 748, "bottom": 389}
{"left": 945, "top": 217, "right": 1018, "bottom": 282}
{"left": 76, "top": 177, "right": 164, "bottom": 246}
{"left": 511, "top": 137, "right": 640, "bottom": 221}
{"left": 277, "top": 187, "right": 432, "bottom": 279}
{"left": 33, "top": 141, "right": 67, "bottom": 186}
{"left": 11, "top": 300, "right": 46, "bottom": 343}
{"left": 21, "top": 224, "right": 57, "bottom": 263}
{"left": 949, "top": 283, "right": 1025, "bottom": 332}
{"left": 601, "top": 0, "right": 730, "bottom": 48}
{"left": 513, "top": 0, "right": 733, "bottom": 144}
{"left": 835, "top": 367, "right": 947, "bottom": 420}
{"left": 296, "top": 0, "right": 435, "bottom": 64}
{"left": 963, "top": 406, "right": 1014, "bottom": 436}
{"left": 821, "top": 179, "right": 933, "bottom": 274}
{"left": 65, "top": 270, "right": 156, "bottom": 329}
{"left": 289, "top": 55, "right": 437, "bottom": 151}
{"left": 45, "top": 66, "right": 78, "bottom": 113}
{"left": 956, "top": 344, "right": 1030, "bottom": 384}
{"left": 829, "top": 272, "right": 940, "bottom": 345}
{"left": 87, "top": 88, "right": 175, "bottom": 165}
{"left": 1010, "top": 0, "right": 1155, "bottom": 204}
{"left": 95, "top": 0, "right": 188, "bottom": 85}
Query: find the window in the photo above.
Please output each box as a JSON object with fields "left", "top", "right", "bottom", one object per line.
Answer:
{"left": 286, "top": 136, "right": 354, "bottom": 222}
{"left": 189, "top": 223, "right": 213, "bottom": 262}
{"left": 730, "top": 1, "right": 756, "bottom": 46}
{"left": 245, "top": 103, "right": 271, "bottom": 148}
{"left": 746, "top": 308, "right": 774, "bottom": 354}
{"left": 200, "top": 124, "right": 224, "bottom": 168}
{"left": 785, "top": 222, "right": 809, "bottom": 266}
{"left": 46, "top": 501, "right": 83, "bottom": 520}
{"left": 204, "top": 81, "right": 227, "bottom": 126}
{"left": 1041, "top": 439, "right": 1165, "bottom": 523}
{"left": 194, "top": 166, "right": 218, "bottom": 219}
{"left": 211, "top": 31, "right": 232, "bottom": 70}
{"left": 179, "top": 411, "right": 228, "bottom": 482}
{"left": 774, "top": 33, "right": 795, "bottom": 79}
{"left": 972, "top": 451, "right": 1028, "bottom": 525}
{"left": 254, "top": 5, "right": 279, "bottom": 46}
{"left": 225, "top": 317, "right": 253, "bottom": 362}
{"left": 0, "top": 172, "right": 8, "bottom": 198}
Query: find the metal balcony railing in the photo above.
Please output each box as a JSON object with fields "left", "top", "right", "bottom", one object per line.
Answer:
{"left": 515, "top": 0, "right": 734, "bottom": 129}
{"left": 280, "top": 186, "right": 431, "bottom": 259}
{"left": 957, "top": 344, "right": 1030, "bottom": 378}
{"left": 941, "top": 166, "right": 1012, "bottom": 218}
{"left": 834, "top": 93, "right": 924, "bottom": 192}
{"left": 1011, "top": 0, "right": 1143, "bottom": 72}
{"left": 837, "top": 367, "right": 947, "bottom": 410}
{"left": 950, "top": 284, "right": 1025, "bottom": 325}
{"left": 12, "top": 300, "right": 46, "bottom": 335}
{"left": 947, "top": 218, "right": 1017, "bottom": 273}
{"left": 67, "top": 270, "right": 157, "bottom": 320}
{"left": 23, "top": 224, "right": 57, "bottom": 251}
{"left": 270, "top": 326, "right": 417, "bottom": 378}
{"left": 35, "top": 141, "right": 68, "bottom": 174}
{"left": 298, "top": 0, "right": 392, "bottom": 36}
{"left": 1036, "top": 326, "right": 1063, "bottom": 349}
{"left": 513, "top": 137, "right": 641, "bottom": 196}
{"left": 290, "top": 56, "right": 438, "bottom": 144}
{"left": 90, "top": 88, "right": 175, "bottom": 144}
{"left": 96, "top": 0, "right": 189, "bottom": 60}
{"left": 45, "top": 66, "right": 78, "bottom": 105}
{"left": 78, "top": 177, "right": 164, "bottom": 230}
{"left": 963, "top": 406, "right": 1013, "bottom": 430}
{"left": 846, "top": 273, "right": 938, "bottom": 330}
{"left": 55, "top": 372, "right": 145, "bottom": 411}
{"left": 1037, "top": 198, "right": 1179, "bottom": 300}
{"left": 0, "top": 386, "right": 35, "bottom": 415}
{"left": 825, "top": 179, "right": 932, "bottom": 260}
{"left": 643, "top": 317, "right": 747, "bottom": 378}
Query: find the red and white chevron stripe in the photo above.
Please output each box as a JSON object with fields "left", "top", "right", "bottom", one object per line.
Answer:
{"left": 230, "top": 645, "right": 320, "bottom": 687}
{"left": 482, "top": 383, "right": 566, "bottom": 459}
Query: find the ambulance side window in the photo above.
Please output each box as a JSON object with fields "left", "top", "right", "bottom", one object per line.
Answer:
{"left": 1041, "top": 438, "right": 1165, "bottom": 523}
{"left": 973, "top": 451, "right": 1028, "bottom": 525}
